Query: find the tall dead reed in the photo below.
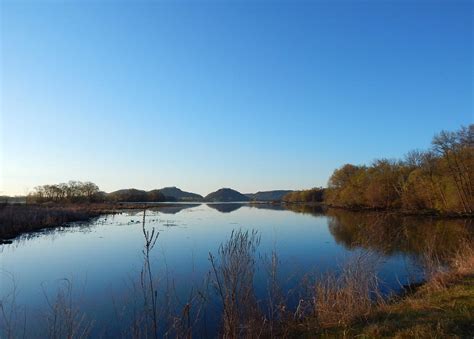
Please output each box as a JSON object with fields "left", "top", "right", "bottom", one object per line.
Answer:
{"left": 262, "top": 250, "right": 288, "bottom": 337}
{"left": 122, "top": 208, "right": 208, "bottom": 338}
{"left": 451, "top": 240, "right": 474, "bottom": 275}
{"left": 209, "top": 229, "right": 264, "bottom": 338}
{"left": 422, "top": 238, "right": 474, "bottom": 290}
{"left": 42, "top": 279, "right": 93, "bottom": 339}
{"left": 140, "top": 209, "right": 160, "bottom": 338}
{"left": 0, "top": 272, "right": 26, "bottom": 339}
{"left": 311, "top": 251, "right": 382, "bottom": 329}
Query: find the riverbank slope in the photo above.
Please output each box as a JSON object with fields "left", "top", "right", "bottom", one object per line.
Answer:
{"left": 295, "top": 257, "right": 474, "bottom": 337}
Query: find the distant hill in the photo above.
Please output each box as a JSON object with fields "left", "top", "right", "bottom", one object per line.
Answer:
{"left": 246, "top": 190, "right": 294, "bottom": 201}
{"left": 102, "top": 187, "right": 295, "bottom": 203}
{"left": 158, "top": 187, "right": 203, "bottom": 202}
{"left": 106, "top": 187, "right": 203, "bottom": 202}
{"left": 107, "top": 189, "right": 166, "bottom": 202}
{"left": 108, "top": 189, "right": 148, "bottom": 202}
{"left": 147, "top": 189, "right": 168, "bottom": 202}
{"left": 204, "top": 188, "right": 250, "bottom": 202}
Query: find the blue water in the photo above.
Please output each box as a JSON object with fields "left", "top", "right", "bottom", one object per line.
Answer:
{"left": 1, "top": 204, "right": 469, "bottom": 337}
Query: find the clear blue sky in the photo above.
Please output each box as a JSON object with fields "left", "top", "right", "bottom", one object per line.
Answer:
{"left": 1, "top": 0, "right": 472, "bottom": 196}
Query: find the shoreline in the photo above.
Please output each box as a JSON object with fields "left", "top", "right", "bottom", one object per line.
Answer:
{"left": 282, "top": 201, "right": 474, "bottom": 219}
{"left": 294, "top": 272, "right": 474, "bottom": 337}
{"left": 0, "top": 202, "right": 188, "bottom": 241}
{"left": 1, "top": 201, "right": 473, "bottom": 241}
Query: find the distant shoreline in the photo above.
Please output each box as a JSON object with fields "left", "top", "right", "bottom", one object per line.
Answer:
{"left": 1, "top": 201, "right": 473, "bottom": 242}
{"left": 0, "top": 201, "right": 273, "bottom": 241}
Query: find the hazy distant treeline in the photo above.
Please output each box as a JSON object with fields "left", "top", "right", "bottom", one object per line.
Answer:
{"left": 325, "top": 125, "right": 473, "bottom": 215}
{"left": 0, "top": 196, "right": 26, "bottom": 204}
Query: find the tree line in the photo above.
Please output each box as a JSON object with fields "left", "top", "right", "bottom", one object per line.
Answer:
{"left": 325, "top": 125, "right": 473, "bottom": 215}
{"left": 107, "top": 189, "right": 166, "bottom": 202}
{"left": 282, "top": 188, "right": 325, "bottom": 203}
{"left": 26, "top": 183, "right": 169, "bottom": 204}
{"left": 27, "top": 181, "right": 101, "bottom": 203}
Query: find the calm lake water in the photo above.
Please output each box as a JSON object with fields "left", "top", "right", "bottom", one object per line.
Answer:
{"left": 1, "top": 203, "right": 472, "bottom": 337}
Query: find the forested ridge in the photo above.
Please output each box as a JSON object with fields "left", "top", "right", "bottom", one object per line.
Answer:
{"left": 325, "top": 125, "right": 473, "bottom": 215}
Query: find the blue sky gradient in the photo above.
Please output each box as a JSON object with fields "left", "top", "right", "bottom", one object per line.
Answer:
{"left": 1, "top": 0, "right": 472, "bottom": 195}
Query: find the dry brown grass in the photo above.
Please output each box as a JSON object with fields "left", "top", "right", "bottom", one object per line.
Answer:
{"left": 209, "top": 229, "right": 265, "bottom": 338}
{"left": 315, "top": 241, "right": 474, "bottom": 338}
{"left": 311, "top": 252, "right": 382, "bottom": 329}
{"left": 0, "top": 204, "right": 111, "bottom": 240}
{"left": 421, "top": 239, "right": 474, "bottom": 292}
{"left": 0, "top": 202, "right": 164, "bottom": 240}
{"left": 451, "top": 240, "right": 474, "bottom": 275}
{"left": 42, "top": 279, "right": 93, "bottom": 339}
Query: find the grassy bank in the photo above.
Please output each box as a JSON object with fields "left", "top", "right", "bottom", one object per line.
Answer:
{"left": 306, "top": 274, "right": 474, "bottom": 338}
{"left": 291, "top": 244, "right": 474, "bottom": 338}
{"left": 0, "top": 202, "right": 166, "bottom": 241}
{"left": 357, "top": 274, "right": 473, "bottom": 337}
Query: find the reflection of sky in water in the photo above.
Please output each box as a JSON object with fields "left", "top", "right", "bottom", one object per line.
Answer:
{"left": 1, "top": 204, "right": 424, "bottom": 336}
